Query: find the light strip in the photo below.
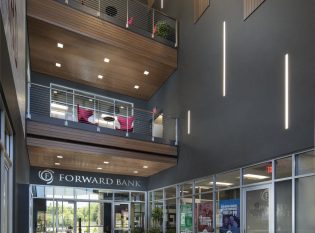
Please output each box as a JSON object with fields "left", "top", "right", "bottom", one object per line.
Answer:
{"left": 244, "top": 174, "right": 269, "bottom": 180}
{"left": 161, "top": 0, "right": 164, "bottom": 9}
{"left": 51, "top": 102, "right": 69, "bottom": 110}
{"left": 187, "top": 110, "right": 191, "bottom": 135}
{"left": 223, "top": 21, "right": 226, "bottom": 97}
{"left": 285, "top": 53, "right": 289, "bottom": 130}
{"left": 210, "top": 181, "right": 233, "bottom": 186}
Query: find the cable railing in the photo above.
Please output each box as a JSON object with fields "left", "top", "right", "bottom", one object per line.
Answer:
{"left": 56, "top": 0, "right": 178, "bottom": 47}
{"left": 27, "top": 83, "right": 178, "bottom": 146}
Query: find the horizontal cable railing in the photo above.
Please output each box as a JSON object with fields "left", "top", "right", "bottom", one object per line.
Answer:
{"left": 27, "top": 83, "right": 178, "bottom": 146}
{"left": 55, "top": 0, "right": 178, "bottom": 47}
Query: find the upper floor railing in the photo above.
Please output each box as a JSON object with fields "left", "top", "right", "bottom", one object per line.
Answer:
{"left": 56, "top": 0, "right": 178, "bottom": 47}
{"left": 27, "top": 83, "right": 178, "bottom": 146}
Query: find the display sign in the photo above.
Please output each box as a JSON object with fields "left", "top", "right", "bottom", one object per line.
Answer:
{"left": 180, "top": 204, "right": 193, "bottom": 233}
{"left": 30, "top": 167, "right": 148, "bottom": 191}
{"left": 195, "top": 202, "right": 213, "bottom": 233}
{"left": 218, "top": 199, "right": 240, "bottom": 233}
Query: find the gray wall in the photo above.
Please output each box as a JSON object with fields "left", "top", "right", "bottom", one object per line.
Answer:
{"left": 148, "top": 0, "right": 315, "bottom": 189}
{"left": 0, "top": 16, "right": 30, "bottom": 233}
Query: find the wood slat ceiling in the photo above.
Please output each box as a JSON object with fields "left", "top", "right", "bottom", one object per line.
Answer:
{"left": 27, "top": 0, "right": 177, "bottom": 100}
{"left": 28, "top": 137, "right": 177, "bottom": 177}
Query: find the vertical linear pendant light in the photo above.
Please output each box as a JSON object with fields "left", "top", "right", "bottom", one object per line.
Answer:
{"left": 223, "top": 21, "right": 226, "bottom": 97}
{"left": 161, "top": 0, "right": 164, "bottom": 9}
{"left": 187, "top": 110, "right": 191, "bottom": 135}
{"left": 285, "top": 54, "right": 289, "bottom": 130}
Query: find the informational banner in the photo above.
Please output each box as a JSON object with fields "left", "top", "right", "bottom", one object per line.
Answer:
{"left": 195, "top": 202, "right": 213, "bottom": 233}
{"left": 30, "top": 167, "right": 148, "bottom": 191}
{"left": 180, "top": 204, "right": 193, "bottom": 233}
{"left": 218, "top": 199, "right": 240, "bottom": 233}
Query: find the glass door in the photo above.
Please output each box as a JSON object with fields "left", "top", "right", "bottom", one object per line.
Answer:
{"left": 57, "top": 201, "right": 75, "bottom": 233}
{"left": 243, "top": 184, "right": 272, "bottom": 233}
{"left": 114, "top": 203, "right": 130, "bottom": 233}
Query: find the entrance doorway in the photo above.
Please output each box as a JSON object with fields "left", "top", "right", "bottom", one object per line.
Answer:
{"left": 114, "top": 203, "right": 130, "bottom": 233}
{"left": 243, "top": 184, "right": 273, "bottom": 233}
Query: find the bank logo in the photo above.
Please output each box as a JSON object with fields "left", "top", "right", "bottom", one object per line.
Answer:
{"left": 38, "top": 169, "right": 54, "bottom": 184}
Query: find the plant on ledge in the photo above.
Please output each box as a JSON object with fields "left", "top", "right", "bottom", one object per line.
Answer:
{"left": 149, "top": 207, "right": 163, "bottom": 233}
{"left": 155, "top": 21, "right": 175, "bottom": 41}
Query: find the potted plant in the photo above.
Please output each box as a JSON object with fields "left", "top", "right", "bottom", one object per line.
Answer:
{"left": 149, "top": 207, "right": 163, "bottom": 233}
{"left": 155, "top": 21, "right": 175, "bottom": 41}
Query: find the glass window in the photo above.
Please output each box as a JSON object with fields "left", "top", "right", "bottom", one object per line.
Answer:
{"left": 216, "top": 170, "right": 240, "bottom": 190}
{"left": 296, "top": 150, "right": 315, "bottom": 175}
{"left": 275, "top": 157, "right": 292, "bottom": 179}
{"left": 195, "top": 192, "right": 214, "bottom": 233}
{"left": 296, "top": 175, "right": 315, "bottom": 232}
{"left": 275, "top": 180, "right": 292, "bottom": 233}
{"left": 131, "top": 192, "right": 145, "bottom": 202}
{"left": 195, "top": 177, "right": 213, "bottom": 193}
{"left": 131, "top": 202, "right": 145, "bottom": 231}
{"left": 54, "top": 187, "right": 74, "bottom": 199}
{"left": 216, "top": 189, "right": 240, "bottom": 233}
{"left": 75, "top": 188, "right": 89, "bottom": 200}
{"left": 179, "top": 182, "right": 193, "bottom": 196}
{"left": 45, "top": 186, "right": 54, "bottom": 199}
{"left": 243, "top": 162, "right": 272, "bottom": 185}
{"left": 154, "top": 189, "right": 164, "bottom": 200}
{"left": 114, "top": 192, "right": 130, "bottom": 201}
{"left": 76, "top": 202, "right": 90, "bottom": 232}
{"left": 32, "top": 185, "right": 45, "bottom": 198}
{"left": 89, "top": 189, "right": 113, "bottom": 200}
{"left": 151, "top": 201, "right": 163, "bottom": 229}
{"left": 90, "top": 202, "right": 103, "bottom": 233}
{"left": 165, "top": 186, "right": 177, "bottom": 199}
{"left": 180, "top": 197, "right": 193, "bottom": 233}
{"left": 165, "top": 198, "right": 177, "bottom": 233}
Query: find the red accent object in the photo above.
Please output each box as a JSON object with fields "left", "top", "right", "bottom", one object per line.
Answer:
{"left": 153, "top": 25, "right": 157, "bottom": 34}
{"left": 77, "top": 105, "right": 93, "bottom": 124}
{"left": 117, "top": 116, "right": 134, "bottom": 132}
{"left": 266, "top": 165, "right": 272, "bottom": 174}
{"left": 128, "top": 17, "right": 134, "bottom": 26}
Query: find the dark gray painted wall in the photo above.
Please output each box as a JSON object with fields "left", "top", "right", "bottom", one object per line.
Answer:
{"left": 0, "top": 16, "right": 30, "bottom": 233}
{"left": 31, "top": 71, "right": 149, "bottom": 109}
{"left": 148, "top": 0, "right": 315, "bottom": 189}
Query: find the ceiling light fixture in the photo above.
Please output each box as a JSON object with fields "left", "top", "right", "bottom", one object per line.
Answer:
{"left": 57, "top": 43, "right": 64, "bottom": 48}
{"left": 51, "top": 110, "right": 66, "bottom": 116}
{"left": 98, "top": 75, "right": 103, "bottom": 79}
{"left": 210, "top": 181, "right": 233, "bottom": 186}
{"left": 97, "top": 167, "right": 103, "bottom": 170}
{"left": 57, "top": 155, "right": 63, "bottom": 159}
{"left": 244, "top": 174, "right": 269, "bottom": 180}
{"left": 55, "top": 63, "right": 61, "bottom": 68}
{"left": 144, "top": 70, "right": 149, "bottom": 76}
{"left": 104, "top": 161, "right": 110, "bottom": 164}
{"left": 54, "top": 162, "right": 60, "bottom": 166}
{"left": 134, "top": 171, "right": 139, "bottom": 174}
{"left": 134, "top": 85, "right": 139, "bottom": 89}
{"left": 53, "top": 91, "right": 58, "bottom": 94}
{"left": 143, "top": 165, "right": 148, "bottom": 169}
{"left": 104, "top": 58, "right": 110, "bottom": 63}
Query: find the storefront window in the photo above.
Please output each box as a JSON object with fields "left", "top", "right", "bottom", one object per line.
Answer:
{"left": 165, "top": 186, "right": 177, "bottom": 199}
{"left": 215, "top": 170, "right": 239, "bottom": 191}
{"left": 114, "top": 192, "right": 130, "bottom": 201}
{"left": 131, "top": 192, "right": 145, "bottom": 202}
{"left": 296, "top": 175, "right": 315, "bottom": 232}
{"left": 179, "top": 182, "right": 193, "bottom": 196}
{"left": 275, "top": 157, "right": 292, "bottom": 179}
{"left": 165, "top": 198, "right": 177, "bottom": 233}
{"left": 275, "top": 180, "right": 292, "bottom": 233}
{"left": 154, "top": 189, "right": 164, "bottom": 200}
{"left": 195, "top": 192, "right": 214, "bottom": 233}
{"left": 243, "top": 162, "right": 272, "bottom": 185}
{"left": 131, "top": 202, "right": 145, "bottom": 231}
{"left": 296, "top": 150, "right": 315, "bottom": 175}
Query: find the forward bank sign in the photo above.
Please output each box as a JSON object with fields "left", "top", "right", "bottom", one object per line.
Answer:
{"left": 32, "top": 167, "right": 147, "bottom": 191}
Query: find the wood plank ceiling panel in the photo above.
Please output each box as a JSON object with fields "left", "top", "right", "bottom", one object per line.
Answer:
{"left": 28, "top": 138, "right": 177, "bottom": 177}
{"left": 27, "top": 0, "right": 177, "bottom": 100}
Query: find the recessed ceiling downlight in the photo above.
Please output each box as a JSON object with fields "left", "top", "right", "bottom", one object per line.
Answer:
{"left": 57, "top": 43, "right": 64, "bottom": 48}
{"left": 98, "top": 75, "right": 103, "bottom": 79}
{"left": 144, "top": 70, "right": 149, "bottom": 76}
{"left": 134, "top": 85, "right": 139, "bottom": 89}
{"left": 104, "top": 58, "right": 110, "bottom": 63}
{"left": 55, "top": 63, "right": 61, "bottom": 68}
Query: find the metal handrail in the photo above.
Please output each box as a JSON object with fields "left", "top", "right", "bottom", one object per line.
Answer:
{"left": 28, "top": 82, "right": 178, "bottom": 145}
{"left": 57, "top": 0, "right": 178, "bottom": 47}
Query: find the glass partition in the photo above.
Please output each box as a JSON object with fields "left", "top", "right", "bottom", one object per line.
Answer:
{"left": 243, "top": 162, "right": 272, "bottom": 185}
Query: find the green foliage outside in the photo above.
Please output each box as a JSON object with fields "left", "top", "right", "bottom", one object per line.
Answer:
{"left": 155, "top": 21, "right": 175, "bottom": 41}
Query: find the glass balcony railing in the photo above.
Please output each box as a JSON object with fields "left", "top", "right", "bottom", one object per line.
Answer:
{"left": 27, "top": 83, "right": 178, "bottom": 146}
{"left": 55, "top": 0, "right": 178, "bottom": 47}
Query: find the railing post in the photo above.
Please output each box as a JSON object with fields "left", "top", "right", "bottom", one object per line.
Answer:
{"left": 126, "top": 0, "right": 129, "bottom": 28}
{"left": 152, "top": 9, "right": 155, "bottom": 38}
{"left": 175, "top": 118, "right": 178, "bottom": 146}
{"left": 175, "top": 20, "right": 178, "bottom": 48}
{"left": 126, "top": 107, "right": 129, "bottom": 137}
{"left": 152, "top": 112, "right": 155, "bottom": 142}
{"left": 65, "top": 91, "right": 68, "bottom": 126}
{"left": 27, "top": 83, "right": 31, "bottom": 119}
{"left": 97, "top": 0, "right": 101, "bottom": 17}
